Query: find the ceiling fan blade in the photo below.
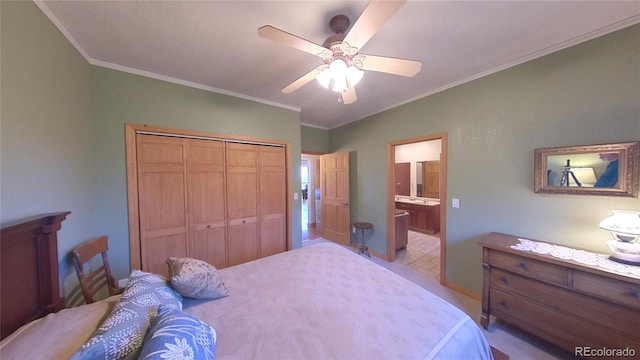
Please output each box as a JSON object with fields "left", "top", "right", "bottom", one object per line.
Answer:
{"left": 358, "top": 54, "right": 422, "bottom": 77}
{"left": 342, "top": 0, "right": 406, "bottom": 51}
{"left": 281, "top": 65, "right": 327, "bottom": 94}
{"left": 341, "top": 87, "right": 357, "bottom": 105}
{"left": 258, "top": 25, "right": 329, "bottom": 58}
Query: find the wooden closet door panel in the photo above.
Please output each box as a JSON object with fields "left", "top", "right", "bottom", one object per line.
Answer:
{"left": 260, "top": 215, "right": 285, "bottom": 257}
{"left": 227, "top": 220, "right": 258, "bottom": 266}
{"left": 143, "top": 234, "right": 187, "bottom": 276}
{"left": 186, "top": 139, "right": 227, "bottom": 268}
{"left": 137, "top": 135, "right": 188, "bottom": 275}
{"left": 259, "top": 146, "right": 286, "bottom": 257}
{"left": 226, "top": 143, "right": 257, "bottom": 219}
{"left": 226, "top": 143, "right": 258, "bottom": 265}
{"left": 190, "top": 227, "right": 226, "bottom": 269}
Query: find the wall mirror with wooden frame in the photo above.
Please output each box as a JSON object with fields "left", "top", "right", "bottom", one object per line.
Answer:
{"left": 534, "top": 141, "right": 639, "bottom": 197}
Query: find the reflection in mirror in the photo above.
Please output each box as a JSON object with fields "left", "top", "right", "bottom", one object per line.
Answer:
{"left": 534, "top": 142, "right": 639, "bottom": 197}
{"left": 394, "top": 140, "right": 441, "bottom": 199}
{"left": 416, "top": 161, "right": 440, "bottom": 198}
{"left": 546, "top": 153, "right": 617, "bottom": 188}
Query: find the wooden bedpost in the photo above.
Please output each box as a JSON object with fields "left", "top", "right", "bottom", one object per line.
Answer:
{"left": 0, "top": 211, "right": 70, "bottom": 340}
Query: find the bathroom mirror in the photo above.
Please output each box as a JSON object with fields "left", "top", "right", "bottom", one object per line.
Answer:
{"left": 534, "top": 141, "right": 639, "bottom": 197}
{"left": 416, "top": 161, "right": 440, "bottom": 199}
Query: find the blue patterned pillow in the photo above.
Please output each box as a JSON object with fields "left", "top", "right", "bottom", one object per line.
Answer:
{"left": 70, "top": 270, "right": 183, "bottom": 360}
{"left": 139, "top": 305, "right": 217, "bottom": 360}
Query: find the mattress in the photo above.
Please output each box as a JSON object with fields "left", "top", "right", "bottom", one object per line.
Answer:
{"left": 0, "top": 242, "right": 493, "bottom": 360}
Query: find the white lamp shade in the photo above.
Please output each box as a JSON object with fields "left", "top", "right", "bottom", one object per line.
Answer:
{"left": 347, "top": 65, "right": 364, "bottom": 87}
{"left": 569, "top": 167, "right": 597, "bottom": 186}
{"left": 316, "top": 68, "right": 332, "bottom": 89}
{"left": 600, "top": 210, "right": 640, "bottom": 242}
{"left": 316, "top": 59, "right": 364, "bottom": 93}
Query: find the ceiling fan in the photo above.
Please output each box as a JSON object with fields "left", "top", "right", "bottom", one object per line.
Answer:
{"left": 258, "top": 0, "right": 422, "bottom": 104}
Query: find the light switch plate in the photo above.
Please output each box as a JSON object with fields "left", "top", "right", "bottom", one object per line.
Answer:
{"left": 452, "top": 198, "right": 460, "bottom": 208}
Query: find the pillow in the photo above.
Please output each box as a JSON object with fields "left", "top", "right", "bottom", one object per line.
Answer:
{"left": 139, "top": 305, "right": 217, "bottom": 360}
{"left": 69, "top": 270, "right": 183, "bottom": 360}
{"left": 166, "top": 257, "right": 229, "bottom": 299}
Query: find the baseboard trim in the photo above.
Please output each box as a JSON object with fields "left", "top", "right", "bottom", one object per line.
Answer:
{"left": 444, "top": 280, "right": 481, "bottom": 301}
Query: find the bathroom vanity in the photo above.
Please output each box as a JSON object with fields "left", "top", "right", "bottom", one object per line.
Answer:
{"left": 395, "top": 197, "right": 440, "bottom": 235}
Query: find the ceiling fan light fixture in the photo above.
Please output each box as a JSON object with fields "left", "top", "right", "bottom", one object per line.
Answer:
{"left": 347, "top": 65, "right": 364, "bottom": 86}
{"left": 316, "top": 59, "right": 364, "bottom": 93}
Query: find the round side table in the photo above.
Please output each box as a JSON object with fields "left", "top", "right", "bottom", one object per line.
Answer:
{"left": 353, "top": 222, "right": 373, "bottom": 257}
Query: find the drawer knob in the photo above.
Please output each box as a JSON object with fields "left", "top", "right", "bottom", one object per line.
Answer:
{"left": 500, "top": 277, "right": 508, "bottom": 285}
{"left": 500, "top": 300, "right": 508, "bottom": 308}
{"left": 630, "top": 291, "right": 639, "bottom": 299}
{"left": 519, "top": 262, "right": 528, "bottom": 270}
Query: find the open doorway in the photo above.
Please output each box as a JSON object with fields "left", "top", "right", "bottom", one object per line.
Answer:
{"left": 387, "top": 133, "right": 447, "bottom": 285}
{"left": 301, "top": 154, "right": 321, "bottom": 241}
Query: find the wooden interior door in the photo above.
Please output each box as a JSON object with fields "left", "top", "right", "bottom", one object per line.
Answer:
{"left": 424, "top": 161, "right": 440, "bottom": 199}
{"left": 137, "top": 135, "right": 188, "bottom": 276}
{"left": 394, "top": 162, "right": 411, "bottom": 196}
{"left": 320, "top": 152, "right": 350, "bottom": 245}
{"left": 258, "top": 146, "right": 286, "bottom": 257}
{"left": 186, "top": 139, "right": 227, "bottom": 269}
{"left": 226, "top": 143, "right": 258, "bottom": 266}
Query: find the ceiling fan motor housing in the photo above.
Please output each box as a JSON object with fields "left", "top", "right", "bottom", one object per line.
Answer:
{"left": 323, "top": 14, "right": 350, "bottom": 49}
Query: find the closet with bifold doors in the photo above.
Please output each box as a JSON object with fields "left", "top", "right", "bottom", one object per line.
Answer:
{"left": 134, "top": 130, "right": 287, "bottom": 277}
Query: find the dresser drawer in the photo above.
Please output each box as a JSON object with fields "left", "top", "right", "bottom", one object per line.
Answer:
{"left": 572, "top": 270, "right": 640, "bottom": 311}
{"left": 481, "top": 233, "right": 640, "bottom": 355}
{"left": 487, "top": 250, "right": 569, "bottom": 286}
{"left": 490, "top": 269, "right": 640, "bottom": 339}
{"left": 489, "top": 288, "right": 640, "bottom": 351}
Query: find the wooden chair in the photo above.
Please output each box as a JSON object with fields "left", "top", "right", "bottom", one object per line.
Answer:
{"left": 71, "top": 235, "right": 122, "bottom": 304}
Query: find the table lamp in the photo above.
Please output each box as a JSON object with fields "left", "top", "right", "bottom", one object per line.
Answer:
{"left": 600, "top": 210, "right": 640, "bottom": 265}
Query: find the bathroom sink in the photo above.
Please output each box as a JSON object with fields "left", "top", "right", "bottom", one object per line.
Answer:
{"left": 395, "top": 197, "right": 439, "bottom": 205}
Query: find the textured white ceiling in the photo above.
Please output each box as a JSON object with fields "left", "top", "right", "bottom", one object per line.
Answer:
{"left": 36, "top": 0, "right": 640, "bottom": 129}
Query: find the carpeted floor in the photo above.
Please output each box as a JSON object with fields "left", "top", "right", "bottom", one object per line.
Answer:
{"left": 302, "top": 236, "right": 574, "bottom": 360}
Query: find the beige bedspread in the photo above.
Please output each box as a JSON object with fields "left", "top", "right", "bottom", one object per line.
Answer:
{"left": 0, "top": 295, "right": 119, "bottom": 359}
{"left": 186, "top": 242, "right": 493, "bottom": 359}
{"left": 0, "top": 242, "right": 493, "bottom": 360}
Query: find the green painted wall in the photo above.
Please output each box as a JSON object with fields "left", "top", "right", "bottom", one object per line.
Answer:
{"left": 90, "top": 67, "right": 302, "bottom": 281}
{"left": 301, "top": 125, "right": 329, "bottom": 153}
{"left": 1, "top": 1, "right": 96, "bottom": 294}
{"left": 330, "top": 24, "right": 640, "bottom": 292}
{"left": 1, "top": 1, "right": 302, "bottom": 298}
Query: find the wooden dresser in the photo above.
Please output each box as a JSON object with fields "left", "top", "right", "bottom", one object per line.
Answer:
{"left": 480, "top": 232, "right": 640, "bottom": 355}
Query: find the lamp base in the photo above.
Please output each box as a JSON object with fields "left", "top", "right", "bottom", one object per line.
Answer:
{"left": 608, "top": 255, "right": 640, "bottom": 266}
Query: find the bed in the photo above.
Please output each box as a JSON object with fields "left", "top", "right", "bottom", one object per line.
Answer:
{"left": 0, "top": 232, "right": 493, "bottom": 359}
